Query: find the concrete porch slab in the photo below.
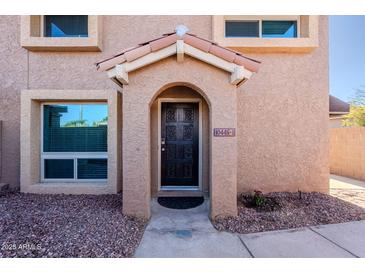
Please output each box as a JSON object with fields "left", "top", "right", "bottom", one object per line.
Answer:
{"left": 147, "top": 199, "right": 216, "bottom": 233}
{"left": 239, "top": 227, "right": 355, "bottom": 258}
{"left": 135, "top": 199, "right": 251, "bottom": 257}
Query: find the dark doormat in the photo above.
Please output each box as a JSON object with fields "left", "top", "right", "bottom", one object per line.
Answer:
{"left": 157, "top": 196, "right": 204, "bottom": 209}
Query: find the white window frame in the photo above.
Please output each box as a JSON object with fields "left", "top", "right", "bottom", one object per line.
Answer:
{"left": 40, "top": 102, "right": 108, "bottom": 183}
{"left": 224, "top": 16, "right": 301, "bottom": 38}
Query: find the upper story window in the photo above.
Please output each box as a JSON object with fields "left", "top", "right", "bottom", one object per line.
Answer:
{"left": 44, "top": 15, "right": 88, "bottom": 38}
{"left": 213, "top": 16, "right": 319, "bottom": 53}
{"left": 20, "top": 15, "right": 102, "bottom": 51}
{"left": 225, "top": 19, "right": 298, "bottom": 38}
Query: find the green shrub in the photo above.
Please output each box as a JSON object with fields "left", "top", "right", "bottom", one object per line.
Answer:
{"left": 253, "top": 190, "right": 266, "bottom": 207}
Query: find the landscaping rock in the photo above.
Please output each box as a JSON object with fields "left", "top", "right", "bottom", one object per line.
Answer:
{"left": 0, "top": 192, "right": 147, "bottom": 258}
{"left": 213, "top": 192, "right": 365, "bottom": 234}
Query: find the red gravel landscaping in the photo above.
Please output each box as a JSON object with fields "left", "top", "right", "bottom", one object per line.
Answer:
{"left": 213, "top": 192, "right": 365, "bottom": 234}
{"left": 0, "top": 192, "right": 147, "bottom": 258}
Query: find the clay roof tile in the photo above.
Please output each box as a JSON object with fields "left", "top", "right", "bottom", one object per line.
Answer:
{"left": 95, "top": 30, "right": 261, "bottom": 74}
{"left": 150, "top": 34, "right": 178, "bottom": 52}
{"left": 209, "top": 44, "right": 236, "bottom": 63}
{"left": 183, "top": 34, "right": 212, "bottom": 52}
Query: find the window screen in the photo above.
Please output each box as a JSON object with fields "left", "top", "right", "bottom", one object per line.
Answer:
{"left": 44, "top": 15, "right": 88, "bottom": 37}
{"left": 262, "top": 21, "right": 297, "bottom": 38}
{"left": 225, "top": 21, "right": 259, "bottom": 37}
{"left": 43, "top": 104, "right": 108, "bottom": 152}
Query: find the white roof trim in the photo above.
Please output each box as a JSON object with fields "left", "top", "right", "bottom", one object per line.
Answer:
{"left": 106, "top": 40, "right": 253, "bottom": 87}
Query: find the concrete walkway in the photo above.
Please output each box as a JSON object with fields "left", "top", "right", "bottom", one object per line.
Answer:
{"left": 134, "top": 199, "right": 365, "bottom": 258}
{"left": 330, "top": 174, "right": 365, "bottom": 208}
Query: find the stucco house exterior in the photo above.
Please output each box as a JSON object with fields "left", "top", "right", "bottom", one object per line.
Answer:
{"left": 329, "top": 95, "right": 350, "bottom": 128}
{"left": 0, "top": 15, "right": 329, "bottom": 219}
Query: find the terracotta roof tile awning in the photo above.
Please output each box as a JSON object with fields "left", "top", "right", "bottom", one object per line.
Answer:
{"left": 329, "top": 95, "right": 350, "bottom": 114}
{"left": 95, "top": 25, "right": 261, "bottom": 87}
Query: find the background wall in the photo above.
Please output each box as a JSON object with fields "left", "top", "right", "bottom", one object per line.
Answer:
{"left": 330, "top": 127, "right": 365, "bottom": 181}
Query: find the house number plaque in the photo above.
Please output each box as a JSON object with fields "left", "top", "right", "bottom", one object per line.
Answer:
{"left": 213, "top": 128, "right": 236, "bottom": 137}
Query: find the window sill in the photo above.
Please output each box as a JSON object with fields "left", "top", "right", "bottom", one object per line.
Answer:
{"left": 20, "top": 16, "right": 102, "bottom": 52}
{"left": 22, "top": 181, "right": 114, "bottom": 195}
{"left": 21, "top": 37, "right": 102, "bottom": 52}
{"left": 221, "top": 37, "right": 319, "bottom": 53}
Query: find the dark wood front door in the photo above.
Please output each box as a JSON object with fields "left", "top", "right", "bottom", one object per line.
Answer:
{"left": 161, "top": 102, "right": 199, "bottom": 188}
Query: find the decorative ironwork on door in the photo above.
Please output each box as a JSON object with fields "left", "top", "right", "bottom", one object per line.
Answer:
{"left": 161, "top": 103, "right": 199, "bottom": 187}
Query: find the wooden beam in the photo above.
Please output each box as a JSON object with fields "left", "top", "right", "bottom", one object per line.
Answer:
{"left": 116, "top": 64, "right": 129, "bottom": 85}
{"left": 230, "top": 65, "right": 253, "bottom": 85}
{"left": 230, "top": 66, "right": 244, "bottom": 85}
{"left": 176, "top": 40, "right": 184, "bottom": 63}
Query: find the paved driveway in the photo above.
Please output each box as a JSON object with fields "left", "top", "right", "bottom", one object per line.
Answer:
{"left": 134, "top": 199, "right": 365, "bottom": 258}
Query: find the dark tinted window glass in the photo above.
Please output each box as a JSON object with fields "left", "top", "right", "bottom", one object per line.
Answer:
{"left": 44, "top": 159, "right": 74, "bottom": 179}
{"left": 225, "top": 21, "right": 259, "bottom": 37}
{"left": 44, "top": 15, "right": 88, "bottom": 37}
{"left": 77, "top": 159, "right": 107, "bottom": 179}
{"left": 43, "top": 104, "right": 108, "bottom": 152}
{"left": 262, "top": 21, "right": 297, "bottom": 38}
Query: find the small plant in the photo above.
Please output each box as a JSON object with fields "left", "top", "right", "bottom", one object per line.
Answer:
{"left": 241, "top": 190, "right": 281, "bottom": 212}
{"left": 253, "top": 190, "right": 266, "bottom": 207}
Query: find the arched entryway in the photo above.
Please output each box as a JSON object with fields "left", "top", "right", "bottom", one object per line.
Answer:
{"left": 150, "top": 84, "right": 210, "bottom": 199}
{"left": 119, "top": 56, "right": 240, "bottom": 219}
{"left": 95, "top": 27, "right": 260, "bottom": 219}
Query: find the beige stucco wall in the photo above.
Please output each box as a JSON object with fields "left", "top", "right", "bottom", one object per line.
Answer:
{"left": 150, "top": 86, "right": 210, "bottom": 197}
{"left": 0, "top": 16, "right": 328, "bottom": 204}
{"left": 330, "top": 127, "right": 365, "bottom": 181}
{"left": 0, "top": 16, "right": 28, "bottom": 188}
{"left": 0, "top": 15, "right": 211, "bottom": 188}
{"left": 236, "top": 16, "right": 329, "bottom": 193}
